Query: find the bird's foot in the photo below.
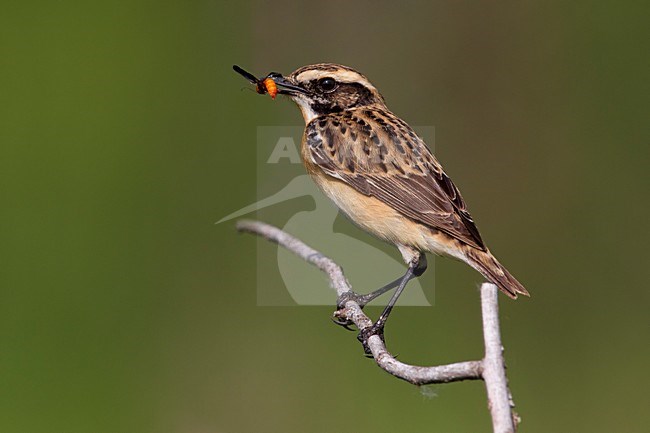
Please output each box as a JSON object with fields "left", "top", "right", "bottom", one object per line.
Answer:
{"left": 336, "top": 290, "right": 364, "bottom": 310}
{"left": 357, "top": 323, "right": 385, "bottom": 357}
{"left": 332, "top": 291, "right": 364, "bottom": 331}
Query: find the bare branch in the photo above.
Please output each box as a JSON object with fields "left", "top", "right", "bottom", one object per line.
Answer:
{"left": 236, "top": 219, "right": 519, "bottom": 432}
{"left": 481, "top": 283, "right": 519, "bottom": 432}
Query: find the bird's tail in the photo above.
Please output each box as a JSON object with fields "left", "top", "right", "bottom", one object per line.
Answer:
{"left": 464, "top": 249, "right": 530, "bottom": 299}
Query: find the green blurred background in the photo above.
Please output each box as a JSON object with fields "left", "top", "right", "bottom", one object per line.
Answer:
{"left": 2, "top": 1, "right": 648, "bottom": 432}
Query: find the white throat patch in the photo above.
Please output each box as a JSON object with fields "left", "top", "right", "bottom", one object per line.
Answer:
{"left": 291, "top": 95, "right": 319, "bottom": 124}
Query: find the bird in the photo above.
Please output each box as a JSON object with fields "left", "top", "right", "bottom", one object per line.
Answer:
{"left": 234, "top": 63, "right": 529, "bottom": 342}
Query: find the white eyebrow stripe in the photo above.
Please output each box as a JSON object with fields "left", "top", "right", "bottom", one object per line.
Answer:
{"left": 295, "top": 70, "right": 377, "bottom": 92}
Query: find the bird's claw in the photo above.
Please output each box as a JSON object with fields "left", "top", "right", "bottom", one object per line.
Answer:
{"left": 330, "top": 314, "right": 355, "bottom": 331}
{"left": 333, "top": 291, "right": 365, "bottom": 331}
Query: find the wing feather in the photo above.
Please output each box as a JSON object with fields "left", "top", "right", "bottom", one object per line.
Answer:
{"left": 305, "top": 109, "right": 486, "bottom": 250}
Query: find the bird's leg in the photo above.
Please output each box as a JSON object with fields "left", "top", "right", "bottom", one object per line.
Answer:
{"left": 333, "top": 277, "right": 403, "bottom": 330}
{"left": 335, "top": 276, "right": 402, "bottom": 310}
{"left": 337, "top": 252, "right": 428, "bottom": 310}
{"left": 374, "top": 253, "right": 428, "bottom": 329}
{"left": 333, "top": 273, "right": 412, "bottom": 329}
{"left": 357, "top": 253, "right": 427, "bottom": 353}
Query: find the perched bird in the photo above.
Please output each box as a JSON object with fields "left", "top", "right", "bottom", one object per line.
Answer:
{"left": 234, "top": 63, "right": 529, "bottom": 340}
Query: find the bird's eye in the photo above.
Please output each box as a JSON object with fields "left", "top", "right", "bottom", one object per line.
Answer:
{"left": 318, "top": 77, "right": 337, "bottom": 92}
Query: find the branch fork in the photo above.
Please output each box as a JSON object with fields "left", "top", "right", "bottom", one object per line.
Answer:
{"left": 236, "top": 219, "right": 520, "bottom": 433}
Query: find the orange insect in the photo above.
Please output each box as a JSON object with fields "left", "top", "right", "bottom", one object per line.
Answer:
{"left": 233, "top": 65, "right": 278, "bottom": 100}
{"left": 263, "top": 77, "right": 277, "bottom": 99}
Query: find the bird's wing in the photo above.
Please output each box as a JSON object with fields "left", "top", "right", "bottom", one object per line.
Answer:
{"left": 304, "top": 110, "right": 485, "bottom": 250}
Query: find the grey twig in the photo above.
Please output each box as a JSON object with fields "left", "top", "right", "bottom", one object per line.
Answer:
{"left": 236, "top": 219, "right": 519, "bottom": 432}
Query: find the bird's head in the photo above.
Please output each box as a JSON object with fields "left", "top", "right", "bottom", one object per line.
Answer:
{"left": 270, "top": 63, "right": 386, "bottom": 122}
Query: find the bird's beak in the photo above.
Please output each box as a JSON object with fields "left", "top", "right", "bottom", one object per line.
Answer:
{"left": 268, "top": 73, "right": 309, "bottom": 96}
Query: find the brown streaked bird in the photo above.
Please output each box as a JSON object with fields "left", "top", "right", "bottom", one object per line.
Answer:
{"left": 233, "top": 63, "right": 529, "bottom": 342}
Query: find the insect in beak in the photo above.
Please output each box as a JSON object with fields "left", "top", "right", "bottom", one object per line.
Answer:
{"left": 233, "top": 65, "right": 308, "bottom": 99}
{"left": 232, "top": 65, "right": 278, "bottom": 99}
